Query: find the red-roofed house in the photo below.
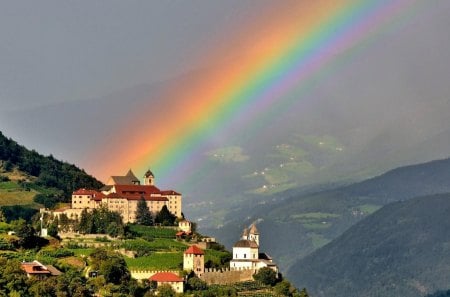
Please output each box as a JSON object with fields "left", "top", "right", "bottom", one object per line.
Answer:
{"left": 183, "top": 245, "right": 205, "bottom": 275}
{"left": 149, "top": 272, "right": 184, "bottom": 293}
{"left": 21, "top": 260, "right": 62, "bottom": 280}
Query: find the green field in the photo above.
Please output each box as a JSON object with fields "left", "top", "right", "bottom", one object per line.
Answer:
{"left": 126, "top": 252, "right": 183, "bottom": 270}
{"left": 128, "top": 224, "right": 177, "bottom": 238}
{"left": 122, "top": 238, "right": 188, "bottom": 252}
{"left": 356, "top": 204, "right": 381, "bottom": 214}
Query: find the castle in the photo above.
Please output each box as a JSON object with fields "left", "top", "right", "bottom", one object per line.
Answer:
{"left": 53, "top": 169, "right": 182, "bottom": 223}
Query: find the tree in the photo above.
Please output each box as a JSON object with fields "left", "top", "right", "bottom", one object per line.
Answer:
{"left": 135, "top": 197, "right": 153, "bottom": 226}
{"left": 0, "top": 209, "right": 6, "bottom": 222}
{"left": 157, "top": 284, "right": 176, "bottom": 297}
{"left": 274, "top": 280, "right": 298, "bottom": 296}
{"left": 298, "top": 288, "right": 309, "bottom": 297}
{"left": 253, "top": 267, "right": 278, "bottom": 286}
{"left": 155, "top": 205, "right": 176, "bottom": 226}
{"left": 91, "top": 250, "right": 130, "bottom": 285}
{"left": 187, "top": 276, "right": 207, "bottom": 291}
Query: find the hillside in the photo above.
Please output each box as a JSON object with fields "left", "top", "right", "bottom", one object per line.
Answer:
{"left": 287, "top": 193, "right": 450, "bottom": 297}
{"left": 0, "top": 131, "right": 103, "bottom": 219}
{"left": 204, "top": 157, "right": 450, "bottom": 271}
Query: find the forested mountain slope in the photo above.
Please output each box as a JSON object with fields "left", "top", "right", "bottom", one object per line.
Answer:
{"left": 0, "top": 131, "right": 103, "bottom": 219}
{"left": 288, "top": 193, "right": 450, "bottom": 297}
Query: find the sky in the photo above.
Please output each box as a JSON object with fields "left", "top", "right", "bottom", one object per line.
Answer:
{"left": 1, "top": 0, "right": 450, "bottom": 192}
{"left": 0, "top": 0, "right": 274, "bottom": 111}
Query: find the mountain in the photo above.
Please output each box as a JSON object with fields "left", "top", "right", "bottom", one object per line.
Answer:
{"left": 0, "top": 131, "right": 103, "bottom": 220}
{"left": 287, "top": 193, "right": 450, "bottom": 297}
{"left": 203, "top": 157, "right": 450, "bottom": 272}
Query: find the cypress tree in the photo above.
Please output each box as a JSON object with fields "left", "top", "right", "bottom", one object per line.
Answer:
{"left": 135, "top": 196, "right": 153, "bottom": 226}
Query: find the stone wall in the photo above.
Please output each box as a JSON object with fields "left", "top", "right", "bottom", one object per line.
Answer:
{"left": 199, "top": 267, "right": 257, "bottom": 285}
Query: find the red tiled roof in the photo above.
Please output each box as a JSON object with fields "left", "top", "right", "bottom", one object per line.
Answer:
{"left": 114, "top": 184, "right": 161, "bottom": 195}
{"left": 184, "top": 245, "right": 204, "bottom": 255}
{"left": 105, "top": 193, "right": 168, "bottom": 201}
{"left": 176, "top": 231, "right": 185, "bottom": 236}
{"left": 161, "top": 190, "right": 181, "bottom": 196}
{"left": 149, "top": 272, "right": 183, "bottom": 282}
{"left": 73, "top": 189, "right": 105, "bottom": 199}
{"left": 21, "top": 261, "right": 51, "bottom": 275}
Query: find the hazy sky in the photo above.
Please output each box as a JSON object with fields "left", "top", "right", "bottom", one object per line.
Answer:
{"left": 0, "top": 0, "right": 274, "bottom": 111}
{"left": 2, "top": 0, "right": 450, "bottom": 187}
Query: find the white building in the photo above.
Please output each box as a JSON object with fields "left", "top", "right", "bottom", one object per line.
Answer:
{"left": 230, "top": 223, "right": 278, "bottom": 273}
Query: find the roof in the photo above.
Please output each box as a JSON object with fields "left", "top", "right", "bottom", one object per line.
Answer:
{"left": 21, "top": 261, "right": 62, "bottom": 276}
{"left": 184, "top": 245, "right": 204, "bottom": 255}
{"left": 144, "top": 169, "right": 154, "bottom": 178}
{"left": 233, "top": 239, "right": 259, "bottom": 248}
{"left": 109, "top": 176, "right": 136, "bottom": 185}
{"left": 249, "top": 223, "right": 259, "bottom": 235}
{"left": 105, "top": 193, "right": 168, "bottom": 201}
{"left": 258, "top": 253, "right": 272, "bottom": 261}
{"left": 150, "top": 272, "right": 183, "bottom": 282}
{"left": 241, "top": 228, "right": 249, "bottom": 238}
{"left": 73, "top": 189, "right": 105, "bottom": 200}
{"left": 126, "top": 169, "right": 140, "bottom": 182}
{"left": 113, "top": 184, "right": 161, "bottom": 195}
{"left": 100, "top": 185, "right": 113, "bottom": 191}
{"left": 160, "top": 190, "right": 181, "bottom": 196}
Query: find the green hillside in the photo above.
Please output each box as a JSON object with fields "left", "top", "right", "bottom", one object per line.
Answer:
{"left": 288, "top": 193, "right": 450, "bottom": 297}
{"left": 205, "top": 157, "right": 450, "bottom": 271}
{"left": 0, "top": 131, "right": 103, "bottom": 220}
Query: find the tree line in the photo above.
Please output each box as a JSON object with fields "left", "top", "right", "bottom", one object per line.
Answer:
{"left": 0, "top": 131, "right": 103, "bottom": 203}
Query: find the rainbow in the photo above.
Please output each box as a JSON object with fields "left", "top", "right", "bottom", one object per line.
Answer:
{"left": 87, "top": 0, "right": 418, "bottom": 186}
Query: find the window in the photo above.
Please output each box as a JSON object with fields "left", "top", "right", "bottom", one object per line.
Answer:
{"left": 244, "top": 254, "right": 246, "bottom": 258}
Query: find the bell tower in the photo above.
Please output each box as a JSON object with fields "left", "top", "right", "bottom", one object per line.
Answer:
{"left": 143, "top": 169, "right": 155, "bottom": 186}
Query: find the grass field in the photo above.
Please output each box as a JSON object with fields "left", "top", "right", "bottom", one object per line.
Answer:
{"left": 126, "top": 252, "right": 183, "bottom": 270}
{"left": 0, "top": 181, "right": 38, "bottom": 207}
{"left": 122, "top": 238, "right": 188, "bottom": 252}
{"left": 357, "top": 204, "right": 381, "bottom": 214}
{"left": 128, "top": 225, "right": 177, "bottom": 238}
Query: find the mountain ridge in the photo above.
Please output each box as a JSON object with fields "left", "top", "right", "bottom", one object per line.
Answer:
{"left": 287, "top": 193, "right": 450, "bottom": 297}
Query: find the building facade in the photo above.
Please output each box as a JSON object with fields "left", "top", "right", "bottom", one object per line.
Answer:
{"left": 54, "top": 169, "right": 182, "bottom": 224}
{"left": 229, "top": 223, "right": 278, "bottom": 273}
{"left": 183, "top": 245, "right": 205, "bottom": 275}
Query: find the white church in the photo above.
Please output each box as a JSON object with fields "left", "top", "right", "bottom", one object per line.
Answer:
{"left": 230, "top": 223, "right": 278, "bottom": 273}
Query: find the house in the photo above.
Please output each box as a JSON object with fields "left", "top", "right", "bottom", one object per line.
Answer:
{"left": 21, "top": 260, "right": 62, "bottom": 280}
{"left": 183, "top": 245, "right": 204, "bottom": 275}
{"left": 149, "top": 272, "right": 184, "bottom": 293}
{"left": 178, "top": 219, "right": 192, "bottom": 233}
{"left": 229, "top": 223, "right": 278, "bottom": 273}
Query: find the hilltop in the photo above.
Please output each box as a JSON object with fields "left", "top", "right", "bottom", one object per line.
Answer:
{"left": 288, "top": 193, "right": 450, "bottom": 297}
{"left": 0, "top": 131, "right": 103, "bottom": 220}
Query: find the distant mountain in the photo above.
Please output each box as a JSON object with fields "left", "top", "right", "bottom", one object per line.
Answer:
{"left": 287, "top": 193, "right": 450, "bottom": 297}
{"left": 0, "top": 131, "right": 103, "bottom": 220}
{"left": 203, "top": 157, "right": 450, "bottom": 272}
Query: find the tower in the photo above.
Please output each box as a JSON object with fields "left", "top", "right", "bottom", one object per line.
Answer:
{"left": 143, "top": 169, "right": 155, "bottom": 186}
{"left": 183, "top": 245, "right": 205, "bottom": 275}
{"left": 248, "top": 223, "right": 260, "bottom": 246}
{"left": 241, "top": 227, "right": 249, "bottom": 240}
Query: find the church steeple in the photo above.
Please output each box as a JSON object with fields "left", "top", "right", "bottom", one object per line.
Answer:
{"left": 144, "top": 169, "right": 155, "bottom": 185}
{"left": 248, "top": 223, "right": 260, "bottom": 246}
